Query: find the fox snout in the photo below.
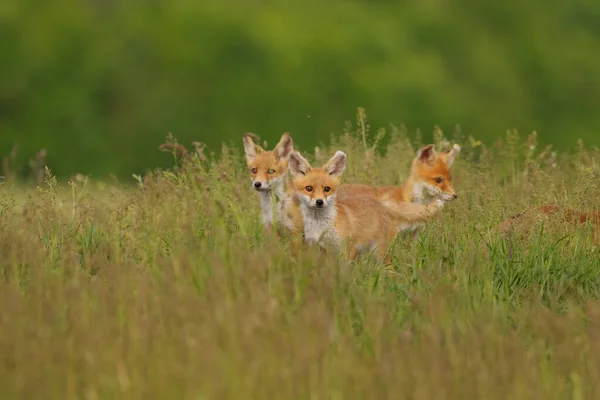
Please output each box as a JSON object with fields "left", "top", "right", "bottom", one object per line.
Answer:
{"left": 442, "top": 191, "right": 458, "bottom": 201}
{"left": 252, "top": 180, "right": 268, "bottom": 190}
{"left": 303, "top": 196, "right": 329, "bottom": 209}
{"left": 446, "top": 184, "right": 458, "bottom": 200}
{"left": 439, "top": 191, "right": 457, "bottom": 201}
{"left": 425, "top": 180, "right": 458, "bottom": 201}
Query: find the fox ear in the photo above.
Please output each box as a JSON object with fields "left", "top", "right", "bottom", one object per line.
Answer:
{"left": 442, "top": 144, "right": 461, "bottom": 168}
{"left": 273, "top": 132, "right": 294, "bottom": 161}
{"left": 416, "top": 144, "right": 436, "bottom": 165}
{"left": 288, "top": 150, "right": 311, "bottom": 176}
{"left": 243, "top": 133, "right": 264, "bottom": 163}
{"left": 324, "top": 151, "right": 347, "bottom": 177}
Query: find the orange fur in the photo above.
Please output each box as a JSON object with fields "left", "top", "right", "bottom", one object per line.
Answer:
{"left": 339, "top": 143, "right": 460, "bottom": 203}
{"left": 337, "top": 143, "right": 460, "bottom": 236}
{"left": 289, "top": 150, "right": 443, "bottom": 266}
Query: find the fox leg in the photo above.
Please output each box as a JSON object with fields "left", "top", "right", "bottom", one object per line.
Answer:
{"left": 341, "top": 244, "right": 358, "bottom": 262}
{"left": 378, "top": 231, "right": 399, "bottom": 268}
{"left": 263, "top": 222, "right": 272, "bottom": 234}
{"left": 288, "top": 232, "right": 305, "bottom": 258}
{"left": 380, "top": 248, "right": 401, "bottom": 276}
{"left": 382, "top": 253, "right": 393, "bottom": 268}
{"left": 378, "top": 244, "right": 394, "bottom": 269}
{"left": 318, "top": 246, "right": 329, "bottom": 257}
{"left": 302, "top": 235, "right": 328, "bottom": 257}
{"left": 410, "top": 227, "right": 420, "bottom": 241}
{"left": 409, "top": 220, "right": 429, "bottom": 241}
{"left": 262, "top": 223, "right": 277, "bottom": 243}
{"left": 348, "top": 247, "right": 358, "bottom": 261}
{"left": 263, "top": 222, "right": 282, "bottom": 238}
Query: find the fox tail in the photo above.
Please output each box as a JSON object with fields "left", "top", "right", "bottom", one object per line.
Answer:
{"left": 385, "top": 200, "right": 444, "bottom": 223}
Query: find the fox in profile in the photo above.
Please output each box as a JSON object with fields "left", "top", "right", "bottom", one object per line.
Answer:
{"left": 243, "top": 132, "right": 303, "bottom": 236}
{"left": 338, "top": 143, "right": 461, "bottom": 235}
{"left": 288, "top": 149, "right": 444, "bottom": 265}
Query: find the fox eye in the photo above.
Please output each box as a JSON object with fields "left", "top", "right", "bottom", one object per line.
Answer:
{"left": 435, "top": 177, "right": 443, "bottom": 184}
{"left": 324, "top": 186, "right": 331, "bottom": 192}
{"left": 251, "top": 168, "right": 257, "bottom": 174}
{"left": 305, "top": 186, "right": 313, "bottom": 192}
{"left": 267, "top": 169, "right": 275, "bottom": 174}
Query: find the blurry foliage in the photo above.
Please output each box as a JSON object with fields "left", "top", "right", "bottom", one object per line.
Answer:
{"left": 1, "top": 0, "right": 600, "bottom": 177}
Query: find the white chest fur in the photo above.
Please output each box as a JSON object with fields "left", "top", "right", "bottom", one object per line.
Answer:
{"left": 412, "top": 182, "right": 424, "bottom": 204}
{"left": 258, "top": 191, "right": 275, "bottom": 225}
{"left": 300, "top": 204, "right": 338, "bottom": 247}
{"left": 258, "top": 186, "right": 295, "bottom": 231}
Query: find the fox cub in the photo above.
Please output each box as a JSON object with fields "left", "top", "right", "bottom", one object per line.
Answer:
{"left": 338, "top": 143, "right": 460, "bottom": 234}
{"left": 243, "top": 132, "right": 302, "bottom": 235}
{"left": 288, "top": 149, "right": 443, "bottom": 264}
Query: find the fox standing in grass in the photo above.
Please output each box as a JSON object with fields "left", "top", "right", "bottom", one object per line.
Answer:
{"left": 243, "top": 132, "right": 303, "bottom": 236}
{"left": 339, "top": 143, "right": 461, "bottom": 235}
{"left": 288, "top": 149, "right": 444, "bottom": 265}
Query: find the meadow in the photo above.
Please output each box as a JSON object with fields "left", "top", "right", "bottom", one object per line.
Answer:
{"left": 1, "top": 114, "right": 600, "bottom": 399}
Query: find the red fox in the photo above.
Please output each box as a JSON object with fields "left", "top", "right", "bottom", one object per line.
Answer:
{"left": 287, "top": 149, "right": 444, "bottom": 265}
{"left": 337, "top": 143, "right": 460, "bottom": 235}
{"left": 242, "top": 132, "right": 303, "bottom": 236}
{"left": 498, "top": 203, "right": 600, "bottom": 245}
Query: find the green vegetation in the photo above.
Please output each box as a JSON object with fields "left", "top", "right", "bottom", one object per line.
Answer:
{"left": 2, "top": 0, "right": 600, "bottom": 178}
{"left": 1, "top": 119, "right": 600, "bottom": 398}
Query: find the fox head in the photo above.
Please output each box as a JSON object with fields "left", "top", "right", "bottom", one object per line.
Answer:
{"left": 410, "top": 143, "right": 461, "bottom": 201}
{"left": 288, "top": 150, "right": 347, "bottom": 209}
{"left": 243, "top": 132, "right": 294, "bottom": 191}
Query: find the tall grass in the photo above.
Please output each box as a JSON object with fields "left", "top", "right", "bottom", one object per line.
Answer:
{"left": 1, "top": 117, "right": 600, "bottom": 399}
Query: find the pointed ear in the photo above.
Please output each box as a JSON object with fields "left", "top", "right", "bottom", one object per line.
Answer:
{"left": 416, "top": 144, "right": 436, "bottom": 165}
{"left": 242, "top": 133, "right": 264, "bottom": 163}
{"left": 442, "top": 144, "right": 461, "bottom": 168}
{"left": 273, "top": 132, "right": 294, "bottom": 161}
{"left": 288, "top": 150, "right": 311, "bottom": 177}
{"left": 323, "top": 151, "right": 347, "bottom": 177}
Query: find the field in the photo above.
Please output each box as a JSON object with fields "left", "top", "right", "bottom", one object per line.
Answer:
{"left": 1, "top": 116, "right": 600, "bottom": 399}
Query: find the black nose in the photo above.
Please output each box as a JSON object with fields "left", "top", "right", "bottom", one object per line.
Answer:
{"left": 453, "top": 194, "right": 458, "bottom": 199}
{"left": 254, "top": 182, "right": 262, "bottom": 189}
{"left": 315, "top": 199, "right": 324, "bottom": 207}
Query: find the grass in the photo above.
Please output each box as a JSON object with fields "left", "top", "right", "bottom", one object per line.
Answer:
{"left": 1, "top": 117, "right": 600, "bottom": 399}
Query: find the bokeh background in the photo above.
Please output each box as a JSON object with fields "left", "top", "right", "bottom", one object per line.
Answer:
{"left": 2, "top": 0, "right": 600, "bottom": 179}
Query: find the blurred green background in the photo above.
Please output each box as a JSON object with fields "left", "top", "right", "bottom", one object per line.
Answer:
{"left": 1, "top": 0, "right": 600, "bottom": 178}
